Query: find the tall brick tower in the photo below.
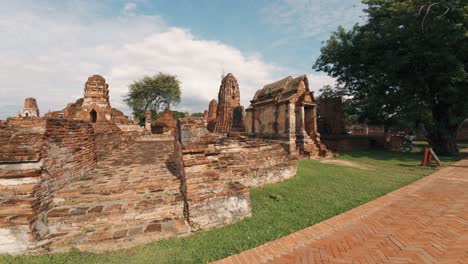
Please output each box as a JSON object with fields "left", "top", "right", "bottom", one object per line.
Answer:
{"left": 81, "top": 75, "right": 112, "bottom": 123}
{"left": 208, "top": 99, "right": 218, "bottom": 121}
{"left": 214, "top": 73, "right": 241, "bottom": 133}
{"left": 83, "top": 75, "right": 111, "bottom": 109}
{"left": 22, "top": 98, "right": 40, "bottom": 117}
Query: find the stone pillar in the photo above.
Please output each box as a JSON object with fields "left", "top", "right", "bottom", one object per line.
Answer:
{"left": 295, "top": 106, "right": 306, "bottom": 136}
{"left": 286, "top": 103, "right": 296, "bottom": 135}
{"left": 286, "top": 103, "right": 297, "bottom": 155}
{"left": 145, "top": 111, "right": 151, "bottom": 132}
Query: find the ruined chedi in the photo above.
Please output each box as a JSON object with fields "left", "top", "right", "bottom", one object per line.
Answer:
{"left": 214, "top": 73, "right": 244, "bottom": 132}
{"left": 82, "top": 74, "right": 112, "bottom": 123}
{"left": 45, "top": 74, "right": 131, "bottom": 126}
{"left": 21, "top": 97, "right": 40, "bottom": 117}
{"left": 207, "top": 99, "right": 218, "bottom": 132}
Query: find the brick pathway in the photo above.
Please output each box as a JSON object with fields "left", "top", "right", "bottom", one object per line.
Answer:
{"left": 213, "top": 156, "right": 468, "bottom": 264}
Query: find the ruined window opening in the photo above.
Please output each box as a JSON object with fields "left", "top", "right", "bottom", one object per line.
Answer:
{"left": 90, "top": 109, "right": 97, "bottom": 123}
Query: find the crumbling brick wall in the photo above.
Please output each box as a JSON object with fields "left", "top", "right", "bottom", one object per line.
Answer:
{"left": 176, "top": 118, "right": 297, "bottom": 230}
{"left": 321, "top": 135, "right": 385, "bottom": 152}
{"left": 0, "top": 118, "right": 97, "bottom": 253}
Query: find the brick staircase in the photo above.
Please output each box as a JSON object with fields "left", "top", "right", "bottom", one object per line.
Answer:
{"left": 42, "top": 138, "right": 189, "bottom": 251}
{"left": 301, "top": 133, "right": 334, "bottom": 159}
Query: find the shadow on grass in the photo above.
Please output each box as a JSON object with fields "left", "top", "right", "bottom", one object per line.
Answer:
{"left": 341, "top": 149, "right": 424, "bottom": 162}
{"left": 397, "top": 164, "right": 421, "bottom": 167}
{"left": 341, "top": 147, "right": 462, "bottom": 164}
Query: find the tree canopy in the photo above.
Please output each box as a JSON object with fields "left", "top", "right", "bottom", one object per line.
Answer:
{"left": 314, "top": 0, "right": 467, "bottom": 155}
{"left": 124, "top": 73, "right": 181, "bottom": 124}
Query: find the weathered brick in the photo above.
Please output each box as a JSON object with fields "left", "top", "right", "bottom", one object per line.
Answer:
{"left": 145, "top": 223, "right": 162, "bottom": 233}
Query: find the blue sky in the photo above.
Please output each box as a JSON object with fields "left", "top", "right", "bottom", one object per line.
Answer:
{"left": 0, "top": 0, "right": 365, "bottom": 119}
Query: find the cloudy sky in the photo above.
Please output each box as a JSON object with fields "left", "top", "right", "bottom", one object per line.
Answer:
{"left": 0, "top": 0, "right": 365, "bottom": 119}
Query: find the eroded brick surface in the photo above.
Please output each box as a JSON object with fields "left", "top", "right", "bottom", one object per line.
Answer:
{"left": 177, "top": 118, "right": 297, "bottom": 230}
{"left": 214, "top": 73, "right": 243, "bottom": 133}
{"left": 44, "top": 139, "right": 189, "bottom": 252}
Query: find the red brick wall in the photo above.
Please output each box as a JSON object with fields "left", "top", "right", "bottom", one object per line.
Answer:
{"left": 318, "top": 98, "right": 345, "bottom": 135}
{"left": 0, "top": 118, "right": 97, "bottom": 249}
{"left": 37, "top": 119, "right": 97, "bottom": 201}
{"left": 321, "top": 135, "right": 385, "bottom": 152}
{"left": 176, "top": 118, "right": 296, "bottom": 230}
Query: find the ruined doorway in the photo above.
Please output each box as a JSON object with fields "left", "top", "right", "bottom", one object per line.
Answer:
{"left": 304, "top": 105, "right": 316, "bottom": 137}
{"left": 90, "top": 109, "right": 97, "bottom": 123}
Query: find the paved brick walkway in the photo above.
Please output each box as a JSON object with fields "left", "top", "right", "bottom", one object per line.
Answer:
{"left": 213, "top": 156, "right": 468, "bottom": 264}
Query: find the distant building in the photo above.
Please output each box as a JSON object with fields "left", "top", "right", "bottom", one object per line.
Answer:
{"left": 45, "top": 74, "right": 131, "bottom": 127}
{"left": 21, "top": 97, "right": 40, "bottom": 117}
{"left": 246, "top": 75, "right": 331, "bottom": 158}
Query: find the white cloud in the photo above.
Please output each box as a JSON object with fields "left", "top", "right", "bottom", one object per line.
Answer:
{"left": 307, "top": 73, "right": 336, "bottom": 94}
{"left": 261, "top": 0, "right": 365, "bottom": 39}
{"left": 123, "top": 2, "right": 137, "bottom": 14}
{"left": 0, "top": 1, "right": 283, "bottom": 119}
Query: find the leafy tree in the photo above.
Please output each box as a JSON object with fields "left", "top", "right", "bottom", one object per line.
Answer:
{"left": 172, "top": 111, "right": 186, "bottom": 120}
{"left": 191, "top": 112, "right": 204, "bottom": 117}
{"left": 314, "top": 0, "right": 467, "bottom": 155}
{"left": 124, "top": 73, "right": 181, "bottom": 124}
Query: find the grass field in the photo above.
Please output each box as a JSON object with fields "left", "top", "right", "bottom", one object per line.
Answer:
{"left": 1, "top": 144, "right": 462, "bottom": 264}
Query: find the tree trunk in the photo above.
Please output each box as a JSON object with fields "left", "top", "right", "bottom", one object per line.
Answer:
{"left": 428, "top": 105, "right": 459, "bottom": 156}
{"left": 429, "top": 133, "right": 458, "bottom": 155}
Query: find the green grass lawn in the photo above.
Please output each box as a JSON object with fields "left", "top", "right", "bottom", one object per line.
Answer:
{"left": 1, "top": 146, "right": 462, "bottom": 264}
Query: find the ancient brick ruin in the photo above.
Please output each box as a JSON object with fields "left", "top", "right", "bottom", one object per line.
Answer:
{"left": 214, "top": 73, "right": 245, "bottom": 133}
{"left": 316, "top": 100, "right": 386, "bottom": 152}
{"left": 207, "top": 99, "right": 218, "bottom": 132}
{"left": 152, "top": 109, "right": 176, "bottom": 135}
{"left": 318, "top": 97, "right": 345, "bottom": 135}
{"left": 21, "top": 98, "right": 40, "bottom": 118}
{"left": 350, "top": 124, "right": 385, "bottom": 136}
{"left": 0, "top": 74, "right": 298, "bottom": 254}
{"left": 176, "top": 118, "right": 296, "bottom": 230}
{"left": 45, "top": 75, "right": 133, "bottom": 132}
{"left": 245, "top": 75, "right": 331, "bottom": 158}
{"left": 0, "top": 118, "right": 97, "bottom": 253}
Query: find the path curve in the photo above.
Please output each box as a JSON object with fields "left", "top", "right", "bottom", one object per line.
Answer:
{"left": 212, "top": 155, "right": 468, "bottom": 264}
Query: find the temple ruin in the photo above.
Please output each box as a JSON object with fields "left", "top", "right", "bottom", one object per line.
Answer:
{"left": 316, "top": 97, "right": 386, "bottom": 152}
{"left": 246, "top": 75, "right": 331, "bottom": 158}
{"left": 0, "top": 74, "right": 298, "bottom": 254}
{"left": 21, "top": 98, "right": 40, "bottom": 118}
{"left": 152, "top": 109, "right": 176, "bottom": 135}
{"left": 45, "top": 75, "right": 132, "bottom": 131}
{"left": 207, "top": 99, "right": 217, "bottom": 132}
{"left": 318, "top": 97, "right": 345, "bottom": 135}
{"left": 214, "top": 73, "right": 244, "bottom": 133}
